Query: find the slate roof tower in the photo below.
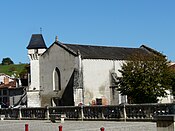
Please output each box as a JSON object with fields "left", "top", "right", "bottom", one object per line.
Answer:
{"left": 27, "top": 34, "right": 47, "bottom": 49}
{"left": 27, "top": 34, "right": 47, "bottom": 107}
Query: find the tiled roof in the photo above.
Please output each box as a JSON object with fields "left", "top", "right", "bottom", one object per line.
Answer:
{"left": 0, "top": 81, "right": 16, "bottom": 89}
{"left": 56, "top": 42, "right": 153, "bottom": 60}
{"left": 27, "top": 34, "right": 47, "bottom": 49}
{"left": 169, "top": 64, "right": 175, "bottom": 69}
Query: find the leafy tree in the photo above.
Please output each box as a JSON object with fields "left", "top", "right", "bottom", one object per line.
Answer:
{"left": 19, "top": 64, "right": 30, "bottom": 78}
{"left": 1, "top": 57, "right": 14, "bottom": 65}
{"left": 169, "top": 66, "right": 175, "bottom": 97}
{"left": 8, "top": 66, "right": 16, "bottom": 72}
{"left": 117, "top": 52, "right": 173, "bottom": 104}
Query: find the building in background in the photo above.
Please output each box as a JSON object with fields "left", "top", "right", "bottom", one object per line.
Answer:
{"left": 0, "top": 73, "right": 27, "bottom": 108}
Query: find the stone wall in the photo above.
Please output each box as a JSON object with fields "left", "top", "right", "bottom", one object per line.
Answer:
{"left": 39, "top": 43, "right": 76, "bottom": 106}
{"left": 27, "top": 91, "right": 41, "bottom": 107}
{"left": 82, "top": 59, "right": 125, "bottom": 105}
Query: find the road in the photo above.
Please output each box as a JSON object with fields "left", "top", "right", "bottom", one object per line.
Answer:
{"left": 0, "top": 120, "right": 156, "bottom": 131}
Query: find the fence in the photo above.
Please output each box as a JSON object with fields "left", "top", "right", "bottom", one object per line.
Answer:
{"left": 0, "top": 103, "right": 174, "bottom": 121}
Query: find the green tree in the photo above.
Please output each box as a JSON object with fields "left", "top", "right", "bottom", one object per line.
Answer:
{"left": 1, "top": 57, "right": 14, "bottom": 65}
{"left": 117, "top": 53, "right": 173, "bottom": 104}
{"left": 19, "top": 64, "right": 29, "bottom": 78}
{"left": 169, "top": 67, "right": 175, "bottom": 97}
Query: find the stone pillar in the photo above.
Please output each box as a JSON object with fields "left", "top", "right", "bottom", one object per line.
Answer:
{"left": 27, "top": 91, "right": 41, "bottom": 107}
{"left": 46, "top": 106, "right": 50, "bottom": 120}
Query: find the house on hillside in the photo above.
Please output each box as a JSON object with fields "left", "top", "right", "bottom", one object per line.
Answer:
{"left": 0, "top": 73, "right": 26, "bottom": 108}
{"left": 0, "top": 73, "right": 14, "bottom": 84}
{"left": 26, "top": 34, "right": 172, "bottom": 107}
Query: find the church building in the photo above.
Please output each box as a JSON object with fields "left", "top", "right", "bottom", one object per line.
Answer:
{"left": 26, "top": 34, "right": 167, "bottom": 107}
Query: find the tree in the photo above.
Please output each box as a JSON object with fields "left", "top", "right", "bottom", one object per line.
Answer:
{"left": 169, "top": 66, "right": 175, "bottom": 97}
{"left": 1, "top": 57, "right": 14, "bottom": 65}
{"left": 117, "top": 52, "right": 173, "bottom": 104}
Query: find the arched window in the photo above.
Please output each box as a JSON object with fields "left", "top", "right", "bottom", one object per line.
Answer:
{"left": 53, "top": 67, "right": 61, "bottom": 91}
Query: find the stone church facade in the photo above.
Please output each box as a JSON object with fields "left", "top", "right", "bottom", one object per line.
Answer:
{"left": 26, "top": 34, "right": 170, "bottom": 107}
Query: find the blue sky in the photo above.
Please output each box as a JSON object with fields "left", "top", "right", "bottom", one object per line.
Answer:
{"left": 0, "top": 0, "right": 175, "bottom": 63}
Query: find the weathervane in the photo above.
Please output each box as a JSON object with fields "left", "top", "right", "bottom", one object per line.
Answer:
{"left": 40, "top": 27, "right": 42, "bottom": 34}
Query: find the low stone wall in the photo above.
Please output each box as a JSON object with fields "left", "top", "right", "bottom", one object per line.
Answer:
{"left": 0, "top": 103, "right": 174, "bottom": 121}
{"left": 155, "top": 115, "right": 175, "bottom": 131}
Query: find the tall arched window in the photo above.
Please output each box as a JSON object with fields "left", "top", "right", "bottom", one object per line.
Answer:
{"left": 53, "top": 67, "right": 61, "bottom": 91}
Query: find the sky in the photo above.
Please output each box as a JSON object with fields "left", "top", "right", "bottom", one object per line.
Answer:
{"left": 0, "top": 0, "right": 175, "bottom": 64}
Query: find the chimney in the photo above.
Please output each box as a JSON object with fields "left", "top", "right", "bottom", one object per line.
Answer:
{"left": 55, "top": 36, "right": 58, "bottom": 42}
{"left": 4, "top": 77, "right": 9, "bottom": 84}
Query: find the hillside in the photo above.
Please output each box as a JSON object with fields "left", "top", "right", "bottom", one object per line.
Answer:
{"left": 0, "top": 64, "right": 29, "bottom": 77}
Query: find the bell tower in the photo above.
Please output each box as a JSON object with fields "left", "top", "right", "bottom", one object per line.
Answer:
{"left": 27, "top": 34, "right": 47, "bottom": 107}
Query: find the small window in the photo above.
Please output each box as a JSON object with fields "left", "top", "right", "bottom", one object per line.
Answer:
{"left": 53, "top": 67, "right": 61, "bottom": 91}
{"left": 96, "top": 98, "right": 102, "bottom": 105}
{"left": 0, "top": 97, "right": 2, "bottom": 103}
{"left": 3, "top": 90, "right": 7, "bottom": 96}
{"left": 3, "top": 97, "right": 8, "bottom": 103}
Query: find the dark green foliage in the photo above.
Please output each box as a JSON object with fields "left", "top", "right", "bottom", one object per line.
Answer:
{"left": 169, "top": 68, "right": 175, "bottom": 97}
{"left": 0, "top": 64, "right": 29, "bottom": 78}
{"left": 1, "top": 57, "right": 14, "bottom": 65}
{"left": 117, "top": 53, "right": 173, "bottom": 104}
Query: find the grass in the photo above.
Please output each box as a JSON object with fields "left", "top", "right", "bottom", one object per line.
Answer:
{"left": 0, "top": 64, "right": 28, "bottom": 77}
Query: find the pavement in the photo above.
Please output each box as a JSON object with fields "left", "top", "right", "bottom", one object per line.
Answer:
{"left": 0, "top": 120, "right": 156, "bottom": 131}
